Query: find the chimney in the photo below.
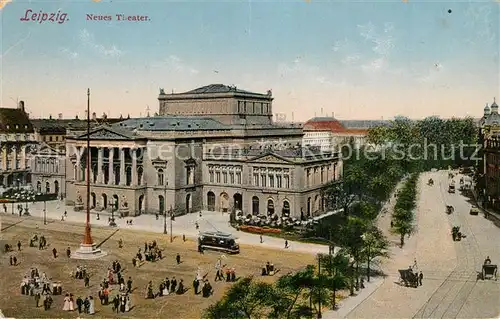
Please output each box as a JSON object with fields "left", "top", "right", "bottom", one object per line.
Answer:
{"left": 18, "top": 101, "right": 25, "bottom": 112}
{"left": 75, "top": 115, "right": 79, "bottom": 119}
{"left": 58, "top": 113, "right": 63, "bottom": 120}
{"left": 49, "top": 114, "right": 53, "bottom": 120}
{"left": 92, "top": 112, "right": 97, "bottom": 120}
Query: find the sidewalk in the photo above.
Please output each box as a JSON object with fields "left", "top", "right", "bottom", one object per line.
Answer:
{"left": 469, "top": 184, "right": 500, "bottom": 227}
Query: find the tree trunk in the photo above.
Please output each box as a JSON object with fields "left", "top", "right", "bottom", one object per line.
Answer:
{"left": 332, "top": 288, "right": 337, "bottom": 310}
{"left": 400, "top": 233, "right": 405, "bottom": 248}
{"left": 355, "top": 261, "right": 360, "bottom": 291}
{"left": 349, "top": 264, "right": 355, "bottom": 296}
{"left": 367, "top": 258, "right": 371, "bottom": 282}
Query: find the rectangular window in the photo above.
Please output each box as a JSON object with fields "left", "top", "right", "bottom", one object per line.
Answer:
{"left": 261, "top": 174, "right": 266, "bottom": 187}
{"left": 216, "top": 172, "right": 221, "bottom": 183}
{"left": 284, "top": 175, "right": 290, "bottom": 188}
{"left": 269, "top": 175, "right": 274, "bottom": 188}
{"left": 277, "top": 175, "right": 282, "bottom": 188}
{"left": 15, "top": 159, "right": 20, "bottom": 169}
{"left": 209, "top": 171, "right": 214, "bottom": 183}
{"left": 223, "top": 171, "right": 228, "bottom": 184}
{"left": 253, "top": 173, "right": 259, "bottom": 186}
{"left": 236, "top": 172, "right": 241, "bottom": 184}
{"left": 230, "top": 172, "right": 235, "bottom": 184}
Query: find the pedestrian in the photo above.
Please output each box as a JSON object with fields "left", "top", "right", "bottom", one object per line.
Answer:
{"left": 391, "top": 220, "right": 394, "bottom": 228}
{"left": 260, "top": 235, "right": 263, "bottom": 243}
{"left": 284, "top": 240, "right": 289, "bottom": 249}
{"left": 183, "top": 234, "right": 186, "bottom": 242}
{"left": 84, "top": 275, "right": 90, "bottom": 287}
{"left": 9, "top": 256, "right": 13, "bottom": 266}
{"left": 17, "top": 241, "right": 21, "bottom": 251}
{"left": 155, "top": 213, "right": 159, "bottom": 220}
{"left": 66, "top": 247, "right": 71, "bottom": 258}
{"left": 419, "top": 272, "right": 423, "bottom": 286}
{"left": 76, "top": 296, "right": 83, "bottom": 313}
{"left": 52, "top": 248, "right": 57, "bottom": 258}
{"left": 118, "top": 239, "right": 123, "bottom": 248}
{"left": 193, "top": 278, "right": 200, "bottom": 294}
{"left": 35, "top": 292, "right": 41, "bottom": 307}
{"left": 13, "top": 256, "right": 17, "bottom": 265}
{"left": 176, "top": 253, "right": 181, "bottom": 264}
{"left": 127, "top": 277, "right": 133, "bottom": 293}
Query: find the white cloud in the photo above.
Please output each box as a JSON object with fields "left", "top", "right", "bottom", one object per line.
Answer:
{"left": 332, "top": 38, "right": 348, "bottom": 52}
{"left": 159, "top": 55, "right": 199, "bottom": 74}
{"left": 357, "top": 22, "right": 395, "bottom": 57}
{"left": 341, "top": 54, "right": 360, "bottom": 65}
{"left": 0, "top": 31, "right": 31, "bottom": 59}
{"left": 60, "top": 48, "right": 78, "bottom": 59}
{"left": 79, "top": 29, "right": 123, "bottom": 58}
{"left": 362, "top": 58, "right": 385, "bottom": 73}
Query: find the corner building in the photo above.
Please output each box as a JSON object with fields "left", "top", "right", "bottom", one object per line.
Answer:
{"left": 64, "top": 84, "right": 342, "bottom": 218}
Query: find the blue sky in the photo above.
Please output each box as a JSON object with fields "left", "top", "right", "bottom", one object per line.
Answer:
{"left": 1, "top": 0, "right": 499, "bottom": 120}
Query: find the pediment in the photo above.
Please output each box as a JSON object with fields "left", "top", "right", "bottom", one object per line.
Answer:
{"left": 77, "top": 127, "right": 132, "bottom": 140}
{"left": 248, "top": 153, "right": 292, "bottom": 164}
{"left": 37, "top": 143, "right": 58, "bottom": 154}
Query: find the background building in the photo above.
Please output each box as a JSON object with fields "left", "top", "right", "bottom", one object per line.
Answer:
{"left": 0, "top": 101, "right": 37, "bottom": 190}
{"left": 30, "top": 143, "right": 66, "bottom": 198}
{"left": 302, "top": 117, "right": 369, "bottom": 152}
{"left": 64, "top": 84, "right": 341, "bottom": 218}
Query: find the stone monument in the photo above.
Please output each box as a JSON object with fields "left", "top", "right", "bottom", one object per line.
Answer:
{"left": 119, "top": 195, "right": 129, "bottom": 217}
{"left": 74, "top": 191, "right": 84, "bottom": 211}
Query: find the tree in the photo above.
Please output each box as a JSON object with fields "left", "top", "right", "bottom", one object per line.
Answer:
{"left": 203, "top": 276, "right": 276, "bottom": 319}
{"left": 361, "top": 228, "right": 389, "bottom": 282}
{"left": 273, "top": 266, "right": 316, "bottom": 319}
{"left": 318, "top": 251, "right": 350, "bottom": 310}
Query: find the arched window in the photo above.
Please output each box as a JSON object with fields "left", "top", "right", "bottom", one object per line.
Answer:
{"left": 37, "top": 181, "right": 41, "bottom": 193}
{"left": 157, "top": 169, "right": 164, "bottom": 186}
{"left": 282, "top": 200, "right": 290, "bottom": 217}
{"left": 45, "top": 181, "right": 50, "bottom": 193}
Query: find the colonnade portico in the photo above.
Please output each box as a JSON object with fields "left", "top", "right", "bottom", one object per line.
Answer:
{"left": 72, "top": 146, "right": 144, "bottom": 187}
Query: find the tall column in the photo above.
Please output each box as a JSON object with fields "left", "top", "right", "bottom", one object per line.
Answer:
{"left": 1, "top": 146, "right": 7, "bottom": 170}
{"left": 77, "top": 147, "right": 83, "bottom": 181}
{"left": 131, "top": 148, "right": 137, "bottom": 186}
{"left": 20, "top": 145, "right": 26, "bottom": 169}
{"left": 119, "top": 148, "right": 126, "bottom": 185}
{"left": 97, "top": 148, "right": 103, "bottom": 183}
{"left": 108, "top": 147, "right": 115, "bottom": 185}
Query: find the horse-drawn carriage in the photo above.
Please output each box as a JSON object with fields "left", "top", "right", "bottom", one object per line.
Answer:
{"left": 428, "top": 178, "right": 434, "bottom": 186}
{"left": 480, "top": 264, "right": 498, "bottom": 281}
{"left": 398, "top": 269, "right": 419, "bottom": 288}
{"left": 451, "top": 226, "right": 462, "bottom": 241}
{"left": 446, "top": 205, "right": 454, "bottom": 215}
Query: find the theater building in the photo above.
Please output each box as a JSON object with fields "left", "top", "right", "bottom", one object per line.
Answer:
{"left": 64, "top": 84, "right": 342, "bottom": 218}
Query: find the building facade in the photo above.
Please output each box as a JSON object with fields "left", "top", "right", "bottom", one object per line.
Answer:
{"left": 30, "top": 143, "right": 66, "bottom": 197}
{"left": 0, "top": 101, "right": 37, "bottom": 188}
{"left": 302, "top": 117, "right": 368, "bottom": 152}
{"left": 64, "top": 85, "right": 341, "bottom": 218}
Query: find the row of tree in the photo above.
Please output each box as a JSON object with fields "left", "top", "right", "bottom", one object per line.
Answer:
{"left": 203, "top": 116, "right": 477, "bottom": 318}
{"left": 391, "top": 173, "right": 419, "bottom": 247}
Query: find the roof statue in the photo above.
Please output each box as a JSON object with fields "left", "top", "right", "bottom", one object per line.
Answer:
{"left": 159, "top": 88, "right": 165, "bottom": 95}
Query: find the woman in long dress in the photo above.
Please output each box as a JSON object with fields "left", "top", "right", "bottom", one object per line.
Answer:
{"left": 62, "top": 294, "right": 71, "bottom": 311}
{"left": 125, "top": 295, "right": 131, "bottom": 312}
{"left": 88, "top": 296, "right": 95, "bottom": 315}
{"left": 69, "top": 294, "right": 75, "bottom": 311}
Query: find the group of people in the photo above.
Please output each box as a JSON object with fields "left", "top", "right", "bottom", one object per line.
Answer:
{"left": 261, "top": 261, "right": 276, "bottom": 276}
{"left": 20, "top": 268, "right": 61, "bottom": 311}
{"left": 29, "top": 234, "right": 47, "bottom": 250}
{"left": 72, "top": 265, "right": 90, "bottom": 287}
{"left": 146, "top": 276, "right": 185, "bottom": 298}
{"left": 74, "top": 295, "right": 96, "bottom": 314}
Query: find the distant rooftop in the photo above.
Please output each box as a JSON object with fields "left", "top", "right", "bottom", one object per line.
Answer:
{"left": 113, "top": 116, "right": 229, "bottom": 131}
{"left": 161, "top": 84, "right": 272, "bottom": 97}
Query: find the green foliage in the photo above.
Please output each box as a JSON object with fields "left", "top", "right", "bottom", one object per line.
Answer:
{"left": 391, "top": 173, "right": 419, "bottom": 247}
{"left": 203, "top": 276, "right": 277, "bottom": 319}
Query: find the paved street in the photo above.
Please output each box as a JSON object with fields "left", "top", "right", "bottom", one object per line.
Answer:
{"left": 342, "top": 171, "right": 500, "bottom": 319}
{"left": 1, "top": 198, "right": 330, "bottom": 256}
{"left": 2, "top": 170, "right": 498, "bottom": 318}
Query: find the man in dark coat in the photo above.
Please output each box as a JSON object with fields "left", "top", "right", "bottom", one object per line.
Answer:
{"left": 170, "top": 277, "right": 177, "bottom": 293}
{"left": 193, "top": 278, "right": 200, "bottom": 294}
{"left": 112, "top": 295, "right": 120, "bottom": 313}
{"left": 176, "top": 253, "right": 181, "bottom": 264}
{"left": 76, "top": 296, "right": 84, "bottom": 313}
{"left": 127, "top": 277, "right": 133, "bottom": 293}
{"left": 52, "top": 248, "right": 57, "bottom": 258}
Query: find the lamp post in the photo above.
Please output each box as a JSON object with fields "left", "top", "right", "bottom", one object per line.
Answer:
{"left": 163, "top": 184, "right": 167, "bottom": 234}
{"left": 42, "top": 178, "right": 47, "bottom": 225}
{"left": 169, "top": 205, "right": 173, "bottom": 243}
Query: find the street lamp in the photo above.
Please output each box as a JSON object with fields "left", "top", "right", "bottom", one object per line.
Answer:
{"left": 163, "top": 184, "right": 167, "bottom": 235}
{"left": 108, "top": 200, "right": 116, "bottom": 226}
{"left": 169, "top": 205, "right": 173, "bottom": 243}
